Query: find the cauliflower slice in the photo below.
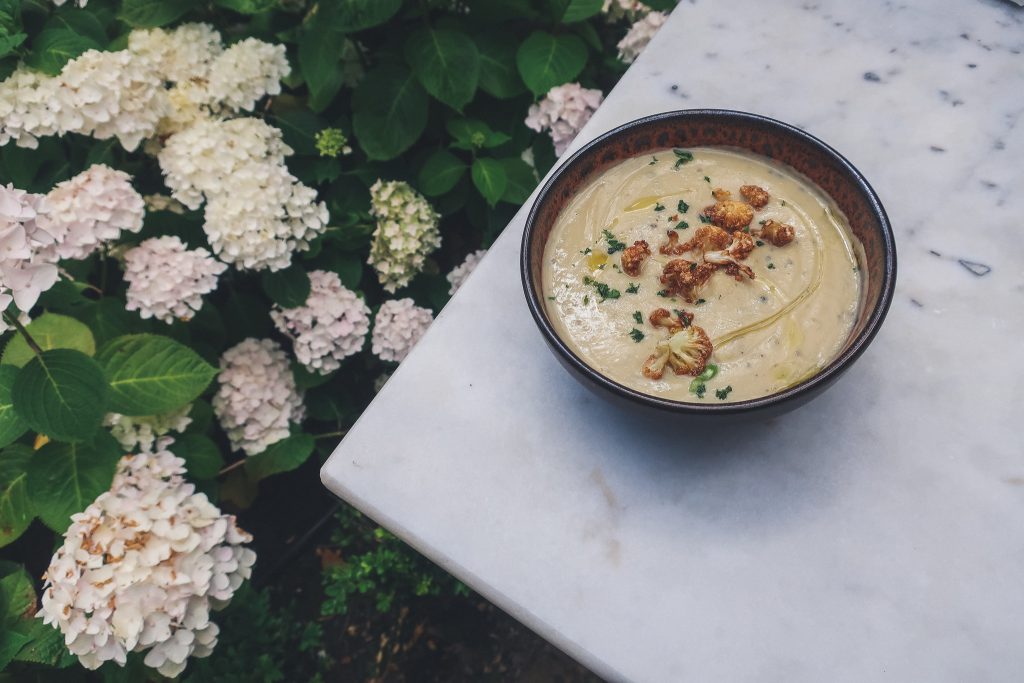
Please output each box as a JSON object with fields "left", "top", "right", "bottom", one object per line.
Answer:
{"left": 739, "top": 184, "right": 770, "bottom": 209}
{"left": 660, "top": 225, "right": 730, "bottom": 256}
{"left": 704, "top": 232, "right": 756, "bottom": 280}
{"left": 660, "top": 258, "right": 717, "bottom": 302}
{"left": 642, "top": 324, "right": 713, "bottom": 379}
{"left": 755, "top": 219, "right": 795, "bottom": 246}
{"left": 712, "top": 187, "right": 732, "bottom": 202}
{"left": 649, "top": 307, "right": 693, "bottom": 332}
{"left": 702, "top": 200, "right": 755, "bottom": 231}
{"left": 620, "top": 239, "right": 651, "bottom": 276}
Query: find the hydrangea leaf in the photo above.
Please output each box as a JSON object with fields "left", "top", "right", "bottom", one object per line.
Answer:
{"left": 27, "top": 433, "right": 121, "bottom": 532}
{"left": 174, "top": 433, "right": 223, "bottom": 480}
{"left": 12, "top": 349, "right": 107, "bottom": 443}
{"left": 321, "top": 0, "right": 402, "bottom": 33}
{"left": 353, "top": 64, "right": 429, "bottom": 160}
{"left": 24, "top": 29, "right": 101, "bottom": 75}
{"left": 245, "top": 431, "right": 315, "bottom": 482}
{"left": 261, "top": 265, "right": 311, "bottom": 309}
{"left": 516, "top": 31, "right": 587, "bottom": 95}
{"left": 418, "top": 149, "right": 467, "bottom": 197}
{"left": 95, "top": 335, "right": 217, "bottom": 416}
{"left": 561, "top": 0, "right": 603, "bottom": 22}
{"left": 471, "top": 158, "right": 508, "bottom": 207}
{"left": 212, "top": 0, "right": 277, "bottom": 14}
{"left": 500, "top": 157, "right": 538, "bottom": 204}
{"left": 475, "top": 32, "right": 526, "bottom": 99}
{"left": 405, "top": 27, "right": 480, "bottom": 112}
{"left": 0, "top": 445, "right": 33, "bottom": 548}
{"left": 0, "top": 366, "right": 27, "bottom": 448}
{"left": 118, "top": 0, "right": 198, "bottom": 28}
{"left": 2, "top": 312, "right": 96, "bottom": 368}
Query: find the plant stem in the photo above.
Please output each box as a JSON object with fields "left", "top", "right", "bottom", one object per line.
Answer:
{"left": 3, "top": 313, "right": 43, "bottom": 356}
{"left": 218, "top": 459, "right": 247, "bottom": 477}
{"left": 314, "top": 430, "right": 347, "bottom": 440}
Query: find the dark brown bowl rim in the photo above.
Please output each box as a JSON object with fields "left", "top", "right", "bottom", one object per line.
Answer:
{"left": 520, "top": 109, "right": 897, "bottom": 415}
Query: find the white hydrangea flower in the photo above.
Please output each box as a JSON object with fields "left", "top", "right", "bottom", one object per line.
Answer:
{"left": 123, "top": 236, "right": 227, "bottom": 324}
{"left": 368, "top": 180, "right": 442, "bottom": 292}
{"left": 0, "top": 184, "right": 58, "bottom": 324}
{"left": 618, "top": 11, "right": 668, "bottom": 63}
{"left": 158, "top": 118, "right": 327, "bottom": 271}
{"left": 0, "top": 68, "right": 62, "bottom": 148}
{"left": 128, "top": 24, "right": 223, "bottom": 85}
{"left": 38, "top": 165, "right": 144, "bottom": 262}
{"left": 104, "top": 405, "right": 193, "bottom": 453}
{"left": 371, "top": 298, "right": 434, "bottom": 363}
{"left": 525, "top": 83, "right": 604, "bottom": 157}
{"left": 525, "top": 84, "right": 602, "bottom": 155}
{"left": 205, "top": 38, "right": 290, "bottom": 112}
{"left": 49, "top": 0, "right": 87, "bottom": 5}
{"left": 602, "top": 0, "right": 651, "bottom": 20}
{"left": 446, "top": 249, "right": 486, "bottom": 295}
{"left": 270, "top": 270, "right": 370, "bottom": 375}
{"left": 213, "top": 339, "right": 305, "bottom": 456}
{"left": 38, "top": 443, "right": 256, "bottom": 677}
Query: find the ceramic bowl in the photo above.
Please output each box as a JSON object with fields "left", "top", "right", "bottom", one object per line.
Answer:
{"left": 521, "top": 109, "right": 897, "bottom": 417}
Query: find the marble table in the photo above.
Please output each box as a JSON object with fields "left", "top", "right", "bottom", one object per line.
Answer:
{"left": 322, "top": 1, "right": 1024, "bottom": 680}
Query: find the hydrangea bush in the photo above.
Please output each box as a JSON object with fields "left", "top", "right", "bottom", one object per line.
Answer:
{"left": 0, "top": 0, "right": 671, "bottom": 677}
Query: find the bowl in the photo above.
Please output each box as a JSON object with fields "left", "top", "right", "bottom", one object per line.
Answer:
{"left": 521, "top": 109, "right": 896, "bottom": 418}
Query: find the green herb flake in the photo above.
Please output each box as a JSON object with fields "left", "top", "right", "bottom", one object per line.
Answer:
{"left": 602, "top": 229, "right": 626, "bottom": 254}
{"left": 580, "top": 247, "right": 592, "bottom": 254}
{"left": 694, "top": 383, "right": 707, "bottom": 399}
{"left": 582, "top": 276, "right": 620, "bottom": 301}
{"left": 547, "top": 296, "right": 556, "bottom": 301}
{"left": 626, "top": 282, "right": 640, "bottom": 294}
{"left": 677, "top": 200, "right": 689, "bottom": 213}
{"left": 632, "top": 310, "right": 643, "bottom": 324}
{"left": 696, "top": 298, "right": 706, "bottom": 304}
{"left": 583, "top": 295, "right": 590, "bottom": 305}
{"left": 673, "top": 149, "right": 694, "bottom": 169}
{"left": 699, "top": 214, "right": 712, "bottom": 224}
{"left": 677, "top": 220, "right": 689, "bottom": 230}
{"left": 715, "top": 385, "right": 734, "bottom": 400}
{"left": 657, "top": 289, "right": 670, "bottom": 297}
{"left": 780, "top": 200, "right": 787, "bottom": 206}
{"left": 756, "top": 240, "right": 765, "bottom": 247}
{"left": 629, "top": 328, "right": 645, "bottom": 343}
{"left": 649, "top": 156, "right": 658, "bottom": 165}
{"left": 767, "top": 262, "right": 776, "bottom": 270}
{"left": 654, "top": 203, "right": 665, "bottom": 212}
{"left": 704, "top": 175, "right": 711, "bottom": 183}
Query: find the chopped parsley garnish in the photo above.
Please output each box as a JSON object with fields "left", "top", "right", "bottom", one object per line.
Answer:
{"left": 673, "top": 309, "right": 691, "bottom": 327}
{"left": 767, "top": 262, "right": 776, "bottom": 270}
{"left": 698, "top": 214, "right": 712, "bottom": 224}
{"left": 755, "top": 240, "right": 765, "bottom": 247}
{"left": 632, "top": 310, "right": 643, "bottom": 324}
{"left": 677, "top": 199, "right": 689, "bottom": 213}
{"left": 582, "top": 276, "right": 620, "bottom": 301}
{"left": 583, "top": 295, "right": 590, "bottom": 305}
{"left": 688, "top": 262, "right": 697, "bottom": 271}
{"left": 673, "top": 149, "right": 694, "bottom": 169}
{"left": 703, "top": 175, "right": 711, "bottom": 183}
{"left": 677, "top": 220, "right": 689, "bottom": 229}
{"left": 654, "top": 203, "right": 665, "bottom": 212}
{"left": 626, "top": 282, "right": 640, "bottom": 294}
{"left": 602, "top": 229, "right": 626, "bottom": 253}
{"left": 580, "top": 247, "right": 592, "bottom": 254}
{"left": 694, "top": 384, "right": 707, "bottom": 399}
{"left": 780, "top": 200, "right": 787, "bottom": 206}
{"left": 547, "top": 296, "right": 556, "bottom": 301}
{"left": 715, "top": 385, "right": 734, "bottom": 400}
{"left": 628, "top": 328, "right": 644, "bottom": 343}
{"left": 612, "top": 263, "right": 621, "bottom": 272}
{"left": 696, "top": 298, "right": 706, "bottom": 304}
{"left": 657, "top": 289, "right": 670, "bottom": 297}
{"left": 649, "top": 156, "right": 658, "bottom": 165}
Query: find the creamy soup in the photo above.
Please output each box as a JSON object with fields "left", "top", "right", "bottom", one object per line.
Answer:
{"left": 542, "top": 147, "right": 863, "bottom": 403}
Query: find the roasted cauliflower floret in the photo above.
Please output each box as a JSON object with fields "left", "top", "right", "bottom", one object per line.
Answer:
{"left": 641, "top": 324, "right": 713, "bottom": 379}
{"left": 704, "top": 232, "right": 757, "bottom": 280}
{"left": 620, "top": 239, "right": 651, "bottom": 276}
{"left": 739, "top": 184, "right": 770, "bottom": 209}
{"left": 712, "top": 187, "right": 732, "bottom": 202}
{"left": 702, "top": 200, "right": 755, "bottom": 231}
{"left": 648, "top": 307, "right": 693, "bottom": 332}
{"left": 660, "top": 258, "right": 717, "bottom": 302}
{"left": 755, "top": 219, "right": 796, "bottom": 246}
{"left": 659, "top": 226, "right": 730, "bottom": 255}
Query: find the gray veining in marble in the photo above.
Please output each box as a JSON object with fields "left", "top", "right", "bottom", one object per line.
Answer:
{"left": 323, "top": 1, "right": 1024, "bottom": 680}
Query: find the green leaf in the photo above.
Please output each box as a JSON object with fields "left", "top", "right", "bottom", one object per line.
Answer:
{"left": 417, "top": 149, "right": 467, "bottom": 197}
{"left": 261, "top": 265, "right": 311, "bottom": 309}
{"left": 0, "top": 32, "right": 25, "bottom": 60}
{"left": 0, "top": 445, "right": 33, "bottom": 548}
{"left": 95, "top": 335, "right": 217, "bottom": 416}
{"left": 11, "top": 619, "right": 73, "bottom": 667}
{"left": 475, "top": 33, "right": 526, "bottom": 99}
{"left": 500, "top": 157, "right": 537, "bottom": 204}
{"left": 0, "top": 366, "right": 27, "bottom": 448}
{"left": 0, "top": 630, "right": 30, "bottom": 670}
{"left": 174, "top": 433, "right": 223, "bottom": 480}
{"left": 320, "top": 0, "right": 402, "bottom": 32}
{"left": 25, "top": 29, "right": 101, "bottom": 75}
{"left": 405, "top": 27, "right": 479, "bottom": 111}
{"left": 561, "top": 0, "right": 603, "bottom": 22}
{"left": 299, "top": 21, "right": 345, "bottom": 113}
{"left": 269, "top": 108, "right": 326, "bottom": 156}
{"left": 27, "top": 434, "right": 121, "bottom": 531}
{"left": 84, "top": 298, "right": 153, "bottom": 345}
{"left": 471, "top": 158, "right": 507, "bottom": 207}
{"left": 446, "top": 118, "right": 492, "bottom": 147}
{"left": 119, "top": 0, "right": 197, "bottom": 28}
{"left": 516, "top": 31, "right": 587, "bottom": 95}
{"left": 2, "top": 312, "right": 95, "bottom": 368}
{"left": 44, "top": 8, "right": 108, "bottom": 44}
{"left": 12, "top": 349, "right": 107, "bottom": 443}
{"left": 246, "top": 431, "right": 315, "bottom": 481}
{"left": 213, "top": 0, "right": 277, "bottom": 13}
{"left": 644, "top": 0, "right": 677, "bottom": 9}
{"left": 353, "top": 64, "right": 429, "bottom": 160}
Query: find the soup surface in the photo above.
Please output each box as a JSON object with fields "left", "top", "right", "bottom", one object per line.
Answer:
{"left": 542, "top": 147, "right": 863, "bottom": 403}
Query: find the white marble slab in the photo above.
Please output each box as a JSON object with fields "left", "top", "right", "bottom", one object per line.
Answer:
{"left": 322, "top": 1, "right": 1024, "bottom": 680}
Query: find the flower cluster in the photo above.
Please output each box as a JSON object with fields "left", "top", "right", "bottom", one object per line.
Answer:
{"left": 38, "top": 444, "right": 256, "bottom": 677}
{"left": 371, "top": 298, "right": 434, "bottom": 363}
{"left": 602, "top": 0, "right": 651, "bottom": 21}
{"left": 39, "top": 165, "right": 145, "bottom": 261}
{"left": 618, "top": 11, "right": 668, "bottom": 63}
{"left": 0, "top": 184, "right": 55, "bottom": 328}
{"left": 447, "top": 249, "right": 487, "bottom": 295}
{"left": 271, "top": 270, "right": 371, "bottom": 375}
{"left": 213, "top": 338, "right": 305, "bottom": 456}
{"left": 123, "top": 236, "right": 227, "bottom": 324}
{"left": 159, "top": 117, "right": 328, "bottom": 271}
{"left": 525, "top": 83, "right": 604, "bottom": 156}
{"left": 368, "top": 180, "right": 442, "bottom": 292}
{"left": 104, "top": 405, "right": 193, "bottom": 453}
{"left": 315, "top": 128, "right": 353, "bottom": 158}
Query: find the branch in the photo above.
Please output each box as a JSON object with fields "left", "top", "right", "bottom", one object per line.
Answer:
{"left": 3, "top": 312, "right": 43, "bottom": 356}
